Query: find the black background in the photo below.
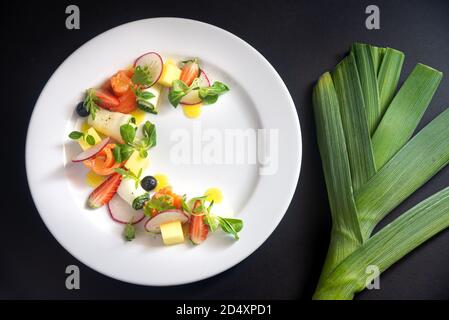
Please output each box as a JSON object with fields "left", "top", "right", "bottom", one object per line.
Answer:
{"left": 1, "top": 0, "right": 449, "bottom": 300}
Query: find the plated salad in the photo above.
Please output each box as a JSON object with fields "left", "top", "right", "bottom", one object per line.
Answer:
{"left": 68, "top": 52, "right": 242, "bottom": 246}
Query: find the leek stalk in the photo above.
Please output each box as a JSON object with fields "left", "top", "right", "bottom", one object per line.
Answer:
{"left": 312, "top": 42, "right": 448, "bottom": 300}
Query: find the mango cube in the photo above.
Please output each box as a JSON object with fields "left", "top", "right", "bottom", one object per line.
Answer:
{"left": 160, "top": 220, "right": 185, "bottom": 245}
{"left": 124, "top": 150, "right": 149, "bottom": 175}
{"left": 78, "top": 127, "right": 102, "bottom": 151}
{"left": 158, "top": 63, "right": 182, "bottom": 87}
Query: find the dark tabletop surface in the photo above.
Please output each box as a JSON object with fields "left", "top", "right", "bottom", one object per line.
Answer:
{"left": 2, "top": 0, "right": 449, "bottom": 299}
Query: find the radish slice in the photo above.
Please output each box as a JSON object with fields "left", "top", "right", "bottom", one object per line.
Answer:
{"left": 107, "top": 195, "right": 145, "bottom": 224}
{"left": 180, "top": 70, "right": 211, "bottom": 105}
{"left": 134, "top": 52, "right": 163, "bottom": 88}
{"left": 72, "top": 137, "right": 111, "bottom": 162}
{"left": 144, "top": 210, "right": 189, "bottom": 233}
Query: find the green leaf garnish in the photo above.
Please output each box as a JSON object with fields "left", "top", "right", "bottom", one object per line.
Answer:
{"left": 112, "top": 144, "right": 134, "bottom": 163}
{"left": 132, "top": 65, "right": 153, "bottom": 87}
{"left": 181, "top": 195, "right": 192, "bottom": 214}
{"left": 84, "top": 88, "right": 100, "bottom": 120}
{"left": 139, "top": 149, "right": 148, "bottom": 158}
{"left": 144, "top": 196, "right": 176, "bottom": 216}
{"left": 142, "top": 121, "right": 157, "bottom": 149}
{"left": 168, "top": 80, "right": 190, "bottom": 107}
{"left": 85, "top": 134, "right": 95, "bottom": 146}
{"left": 123, "top": 221, "right": 136, "bottom": 241}
{"left": 68, "top": 131, "right": 84, "bottom": 139}
{"left": 217, "top": 217, "right": 243, "bottom": 240}
{"left": 120, "top": 123, "right": 136, "bottom": 145}
{"left": 114, "top": 167, "right": 142, "bottom": 189}
{"left": 114, "top": 121, "right": 157, "bottom": 163}
{"left": 198, "top": 81, "right": 229, "bottom": 105}
{"left": 204, "top": 214, "right": 219, "bottom": 232}
{"left": 112, "top": 145, "right": 122, "bottom": 163}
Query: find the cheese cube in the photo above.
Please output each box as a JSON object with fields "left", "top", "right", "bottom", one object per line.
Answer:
{"left": 78, "top": 127, "right": 102, "bottom": 151}
{"left": 160, "top": 220, "right": 185, "bottom": 245}
{"left": 124, "top": 150, "right": 149, "bottom": 175}
{"left": 158, "top": 63, "right": 182, "bottom": 87}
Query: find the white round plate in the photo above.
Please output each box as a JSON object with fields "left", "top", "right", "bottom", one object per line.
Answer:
{"left": 26, "top": 18, "right": 301, "bottom": 286}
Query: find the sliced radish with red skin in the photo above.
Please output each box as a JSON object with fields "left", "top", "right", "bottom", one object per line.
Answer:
{"left": 144, "top": 210, "right": 189, "bottom": 233}
{"left": 180, "top": 70, "right": 211, "bottom": 105}
{"left": 133, "top": 52, "right": 163, "bottom": 88}
{"left": 72, "top": 137, "right": 111, "bottom": 162}
{"left": 107, "top": 195, "right": 145, "bottom": 225}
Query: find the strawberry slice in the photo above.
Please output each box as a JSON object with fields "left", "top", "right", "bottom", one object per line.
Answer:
{"left": 189, "top": 200, "right": 209, "bottom": 244}
{"left": 180, "top": 59, "right": 200, "bottom": 86}
{"left": 87, "top": 173, "right": 122, "bottom": 208}
{"left": 95, "top": 89, "right": 120, "bottom": 110}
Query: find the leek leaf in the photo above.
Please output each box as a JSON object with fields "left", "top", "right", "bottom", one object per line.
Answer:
{"left": 357, "top": 107, "right": 449, "bottom": 239}
{"left": 312, "top": 72, "right": 363, "bottom": 280}
{"left": 333, "top": 53, "right": 376, "bottom": 191}
{"left": 372, "top": 63, "right": 442, "bottom": 168}
{"left": 370, "top": 45, "right": 386, "bottom": 75}
{"left": 351, "top": 43, "right": 381, "bottom": 134}
{"left": 314, "top": 186, "right": 449, "bottom": 300}
{"left": 377, "top": 48, "right": 405, "bottom": 116}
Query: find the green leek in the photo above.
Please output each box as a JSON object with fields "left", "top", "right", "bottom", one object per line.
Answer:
{"left": 312, "top": 42, "right": 449, "bottom": 300}
{"left": 313, "top": 72, "right": 363, "bottom": 282}
{"left": 372, "top": 63, "right": 442, "bottom": 168}
{"left": 377, "top": 48, "right": 405, "bottom": 116}
{"left": 333, "top": 52, "right": 376, "bottom": 191}
{"left": 357, "top": 107, "right": 449, "bottom": 238}
{"left": 314, "top": 186, "right": 449, "bottom": 300}
{"left": 352, "top": 43, "right": 381, "bottom": 134}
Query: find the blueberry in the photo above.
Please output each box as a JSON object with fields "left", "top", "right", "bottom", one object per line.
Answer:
{"left": 76, "top": 101, "right": 89, "bottom": 117}
{"left": 141, "top": 176, "right": 157, "bottom": 191}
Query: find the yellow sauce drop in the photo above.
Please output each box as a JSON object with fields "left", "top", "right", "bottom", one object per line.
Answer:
{"left": 80, "top": 120, "right": 90, "bottom": 133}
{"left": 182, "top": 103, "right": 202, "bottom": 119}
{"left": 130, "top": 109, "right": 146, "bottom": 125}
{"left": 165, "top": 58, "right": 176, "bottom": 65}
{"left": 85, "top": 170, "right": 106, "bottom": 188}
{"left": 204, "top": 188, "right": 223, "bottom": 204}
{"left": 154, "top": 174, "right": 170, "bottom": 192}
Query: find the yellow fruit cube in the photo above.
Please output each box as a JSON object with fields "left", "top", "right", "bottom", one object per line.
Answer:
{"left": 158, "top": 63, "right": 182, "bottom": 87}
{"left": 124, "top": 150, "right": 149, "bottom": 175}
{"left": 78, "top": 127, "right": 102, "bottom": 151}
{"left": 160, "top": 220, "right": 185, "bottom": 245}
